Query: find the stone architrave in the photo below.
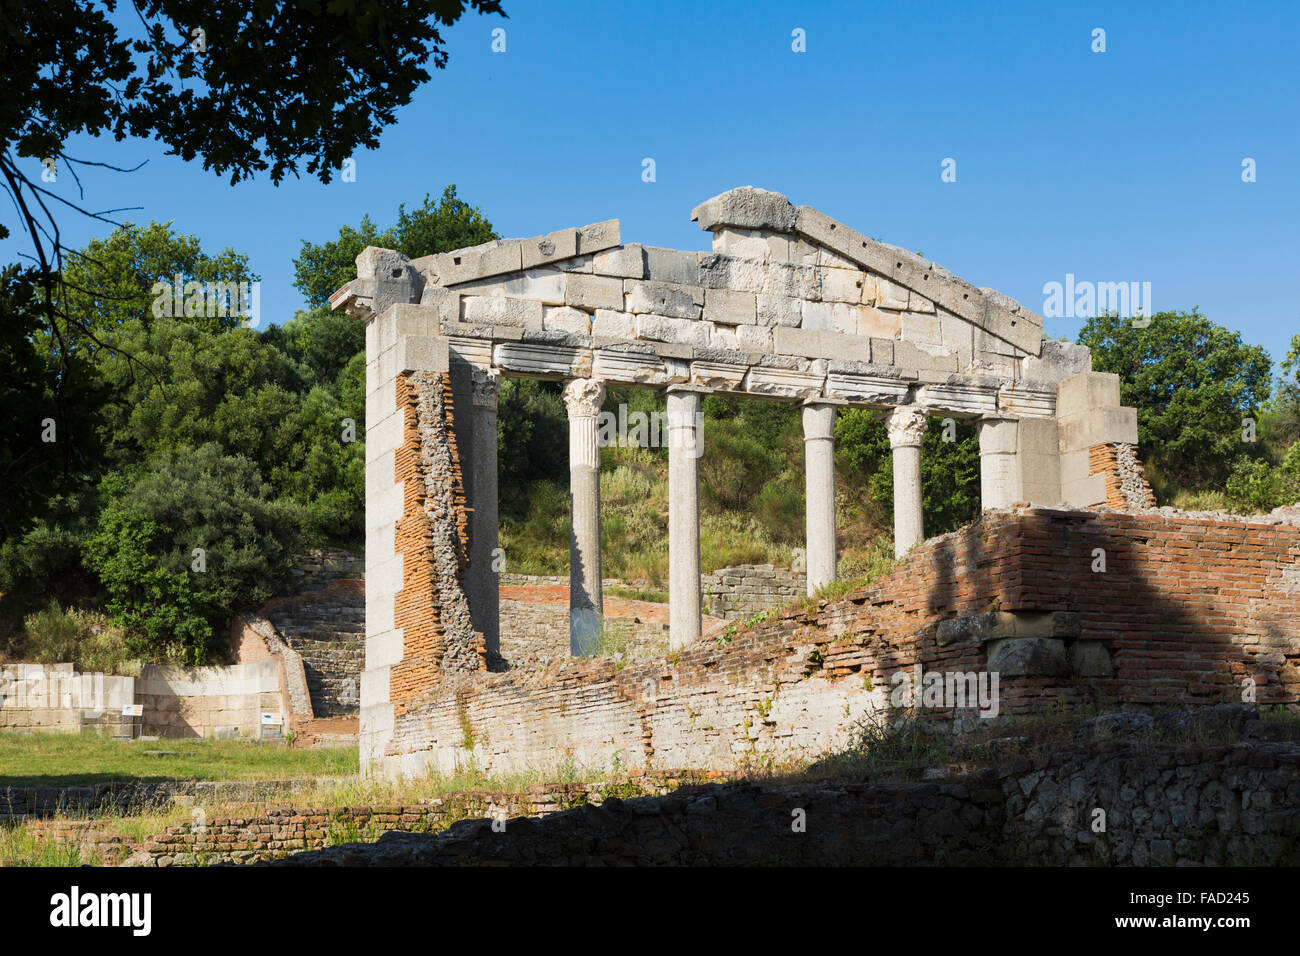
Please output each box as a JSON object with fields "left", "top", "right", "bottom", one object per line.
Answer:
{"left": 802, "top": 402, "right": 837, "bottom": 594}
{"left": 886, "top": 406, "right": 928, "bottom": 558}
{"left": 667, "top": 388, "right": 704, "bottom": 649}
{"left": 468, "top": 367, "right": 501, "bottom": 658}
{"left": 564, "top": 378, "right": 606, "bottom": 655}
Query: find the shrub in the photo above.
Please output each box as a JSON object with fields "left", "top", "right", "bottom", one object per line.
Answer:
{"left": 84, "top": 443, "right": 303, "bottom": 664}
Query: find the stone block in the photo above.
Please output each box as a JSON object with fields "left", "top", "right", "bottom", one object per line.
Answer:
{"left": 1058, "top": 406, "right": 1139, "bottom": 452}
{"left": 592, "top": 309, "right": 637, "bottom": 338}
{"left": 577, "top": 219, "right": 621, "bottom": 255}
{"left": 986, "top": 637, "right": 1070, "bottom": 678}
{"left": 870, "top": 338, "right": 896, "bottom": 367}
{"left": 643, "top": 246, "right": 701, "bottom": 285}
{"left": 691, "top": 186, "right": 797, "bottom": 233}
{"left": 1023, "top": 339, "right": 1093, "bottom": 383}
{"left": 908, "top": 291, "right": 935, "bottom": 313}
{"left": 461, "top": 295, "right": 543, "bottom": 328}
{"left": 710, "top": 325, "right": 738, "bottom": 350}
{"left": 901, "top": 311, "right": 942, "bottom": 347}
{"left": 592, "top": 348, "right": 667, "bottom": 384}
{"left": 937, "top": 610, "right": 1081, "bottom": 646}
{"left": 565, "top": 274, "right": 625, "bottom": 311}
{"left": 742, "top": 366, "right": 825, "bottom": 399}
{"left": 493, "top": 342, "right": 593, "bottom": 378}
{"left": 504, "top": 270, "right": 566, "bottom": 305}
{"left": 876, "top": 277, "right": 910, "bottom": 310}
{"left": 773, "top": 326, "right": 872, "bottom": 363}
{"left": 824, "top": 372, "right": 910, "bottom": 405}
{"left": 800, "top": 301, "right": 832, "bottom": 331}
{"left": 820, "top": 268, "right": 867, "bottom": 303}
{"left": 1069, "top": 641, "right": 1113, "bottom": 678}
{"left": 625, "top": 280, "right": 702, "bottom": 318}
{"left": 521, "top": 228, "right": 579, "bottom": 270}
{"left": 635, "top": 314, "right": 711, "bottom": 348}
{"left": 418, "top": 285, "right": 461, "bottom": 325}
{"left": 541, "top": 306, "right": 592, "bottom": 335}
{"left": 1057, "top": 371, "right": 1122, "bottom": 418}
{"left": 703, "top": 288, "right": 757, "bottom": 325}
{"left": 858, "top": 306, "right": 901, "bottom": 338}
{"left": 593, "top": 244, "right": 645, "bottom": 279}
{"left": 735, "top": 324, "right": 774, "bottom": 352}
{"left": 830, "top": 303, "right": 864, "bottom": 334}
{"left": 399, "top": 334, "right": 449, "bottom": 374}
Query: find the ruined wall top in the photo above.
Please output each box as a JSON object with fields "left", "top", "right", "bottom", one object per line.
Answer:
{"left": 333, "top": 187, "right": 1094, "bottom": 420}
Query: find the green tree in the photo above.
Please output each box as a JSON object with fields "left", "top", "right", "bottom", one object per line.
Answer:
{"left": 3, "top": 0, "right": 505, "bottom": 340}
{"left": 293, "top": 186, "right": 497, "bottom": 307}
{"left": 1078, "top": 311, "right": 1274, "bottom": 493}
{"left": 84, "top": 444, "right": 303, "bottom": 663}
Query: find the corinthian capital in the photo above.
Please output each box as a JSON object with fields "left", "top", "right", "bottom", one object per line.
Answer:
{"left": 562, "top": 378, "right": 606, "bottom": 418}
{"left": 886, "top": 405, "right": 928, "bottom": 447}
{"left": 470, "top": 366, "right": 501, "bottom": 410}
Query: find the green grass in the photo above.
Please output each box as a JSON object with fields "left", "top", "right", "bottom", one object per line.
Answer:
{"left": 0, "top": 731, "right": 357, "bottom": 786}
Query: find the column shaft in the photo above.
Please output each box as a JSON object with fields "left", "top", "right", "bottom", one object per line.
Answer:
{"left": 886, "top": 407, "right": 927, "bottom": 558}
{"left": 565, "top": 379, "right": 605, "bottom": 656}
{"left": 802, "top": 402, "right": 837, "bottom": 595}
{"left": 667, "top": 389, "right": 702, "bottom": 649}
{"left": 467, "top": 368, "right": 501, "bottom": 659}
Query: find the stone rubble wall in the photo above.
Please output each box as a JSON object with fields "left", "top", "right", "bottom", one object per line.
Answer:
{"left": 287, "top": 548, "right": 365, "bottom": 593}
{"left": 701, "top": 564, "right": 806, "bottom": 620}
{"left": 270, "top": 741, "right": 1300, "bottom": 867}
{"left": 372, "top": 507, "right": 1300, "bottom": 780}
{"left": 121, "top": 772, "right": 709, "bottom": 866}
{"left": 261, "top": 581, "right": 365, "bottom": 718}
{"left": 0, "top": 777, "right": 351, "bottom": 823}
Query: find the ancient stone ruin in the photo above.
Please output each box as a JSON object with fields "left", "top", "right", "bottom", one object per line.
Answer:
{"left": 332, "top": 187, "right": 1298, "bottom": 781}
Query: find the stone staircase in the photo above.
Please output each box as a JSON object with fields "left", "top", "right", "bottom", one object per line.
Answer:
{"left": 264, "top": 582, "right": 364, "bottom": 718}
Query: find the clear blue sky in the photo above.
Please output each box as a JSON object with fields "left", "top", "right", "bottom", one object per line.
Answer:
{"left": 8, "top": 0, "right": 1299, "bottom": 366}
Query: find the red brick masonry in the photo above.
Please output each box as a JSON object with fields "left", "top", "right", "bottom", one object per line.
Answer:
{"left": 380, "top": 507, "right": 1300, "bottom": 776}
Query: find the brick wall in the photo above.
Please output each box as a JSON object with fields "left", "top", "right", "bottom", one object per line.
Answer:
{"left": 389, "top": 371, "right": 484, "bottom": 712}
{"left": 1089, "top": 442, "right": 1154, "bottom": 509}
{"left": 372, "top": 507, "right": 1300, "bottom": 779}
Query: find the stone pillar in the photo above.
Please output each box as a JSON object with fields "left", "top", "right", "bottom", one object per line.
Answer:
{"left": 667, "top": 388, "right": 703, "bottom": 649}
{"left": 976, "top": 417, "right": 1020, "bottom": 511}
{"left": 802, "top": 401, "right": 837, "bottom": 595}
{"left": 564, "top": 378, "right": 605, "bottom": 656}
{"left": 467, "top": 367, "right": 501, "bottom": 659}
{"left": 886, "top": 406, "right": 927, "bottom": 559}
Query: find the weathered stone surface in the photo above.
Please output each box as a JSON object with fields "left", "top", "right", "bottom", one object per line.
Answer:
{"left": 986, "top": 637, "right": 1070, "bottom": 678}
{"left": 625, "top": 280, "right": 702, "bottom": 318}
{"left": 691, "top": 185, "right": 798, "bottom": 233}
{"left": 703, "top": 287, "right": 757, "bottom": 325}
{"left": 565, "top": 273, "right": 625, "bottom": 311}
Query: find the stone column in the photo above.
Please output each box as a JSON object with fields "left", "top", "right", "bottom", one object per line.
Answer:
{"left": 802, "top": 401, "right": 837, "bottom": 595}
{"left": 886, "top": 406, "right": 927, "bottom": 558}
{"left": 667, "top": 388, "right": 703, "bottom": 649}
{"left": 976, "top": 417, "right": 1020, "bottom": 511}
{"left": 564, "top": 378, "right": 605, "bottom": 656}
{"left": 467, "top": 367, "right": 501, "bottom": 660}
